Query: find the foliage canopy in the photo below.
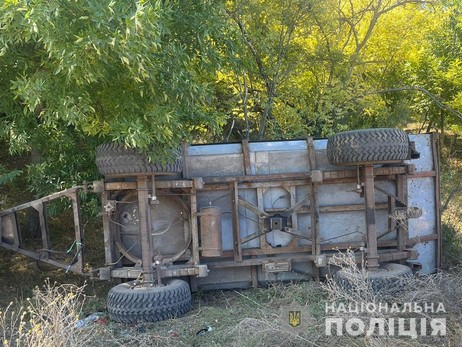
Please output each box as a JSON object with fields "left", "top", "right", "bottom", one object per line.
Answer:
{"left": 0, "top": 0, "right": 461, "bottom": 195}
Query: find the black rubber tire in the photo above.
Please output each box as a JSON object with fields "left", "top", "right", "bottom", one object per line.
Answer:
{"left": 96, "top": 142, "right": 183, "bottom": 176}
{"left": 327, "top": 128, "right": 410, "bottom": 166}
{"left": 335, "top": 263, "right": 413, "bottom": 295}
{"left": 107, "top": 279, "right": 191, "bottom": 324}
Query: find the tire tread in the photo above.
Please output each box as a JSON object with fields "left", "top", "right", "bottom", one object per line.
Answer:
{"left": 96, "top": 143, "right": 183, "bottom": 176}
{"left": 107, "top": 279, "right": 191, "bottom": 324}
{"left": 327, "top": 128, "right": 410, "bottom": 166}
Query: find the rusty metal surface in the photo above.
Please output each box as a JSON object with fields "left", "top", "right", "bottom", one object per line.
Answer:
{"left": 114, "top": 191, "right": 190, "bottom": 261}
{"left": 401, "top": 135, "right": 439, "bottom": 274}
{"left": 185, "top": 133, "right": 439, "bottom": 279}
{"left": 0, "top": 133, "right": 441, "bottom": 286}
{"left": 200, "top": 206, "right": 223, "bottom": 257}
{"left": 0, "top": 186, "right": 86, "bottom": 275}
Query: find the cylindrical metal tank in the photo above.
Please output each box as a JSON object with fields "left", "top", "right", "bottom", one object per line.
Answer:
{"left": 115, "top": 192, "right": 190, "bottom": 262}
{"left": 200, "top": 206, "right": 223, "bottom": 257}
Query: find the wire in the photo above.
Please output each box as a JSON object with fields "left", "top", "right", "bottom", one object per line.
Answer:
{"left": 151, "top": 218, "right": 185, "bottom": 236}
{"left": 109, "top": 214, "right": 131, "bottom": 230}
{"left": 272, "top": 194, "right": 289, "bottom": 208}
{"left": 66, "top": 243, "right": 85, "bottom": 273}
{"left": 320, "top": 230, "right": 364, "bottom": 244}
{"left": 106, "top": 240, "right": 140, "bottom": 266}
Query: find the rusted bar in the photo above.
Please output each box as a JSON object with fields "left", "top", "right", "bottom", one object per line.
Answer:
{"left": 70, "top": 190, "right": 84, "bottom": 273}
{"left": 217, "top": 231, "right": 439, "bottom": 257}
{"left": 221, "top": 246, "right": 312, "bottom": 257}
{"left": 257, "top": 187, "right": 268, "bottom": 251}
{"left": 306, "top": 137, "right": 317, "bottom": 171}
{"left": 241, "top": 139, "right": 251, "bottom": 175}
{"left": 206, "top": 255, "right": 317, "bottom": 268}
{"left": 204, "top": 172, "right": 312, "bottom": 184}
{"left": 110, "top": 265, "right": 203, "bottom": 279}
{"left": 238, "top": 196, "right": 270, "bottom": 217}
{"left": 136, "top": 176, "right": 154, "bottom": 282}
{"left": 307, "top": 137, "right": 321, "bottom": 281}
{"left": 240, "top": 229, "right": 267, "bottom": 245}
{"left": 231, "top": 181, "right": 242, "bottom": 261}
{"left": 288, "top": 185, "right": 298, "bottom": 248}
{"left": 104, "top": 180, "right": 198, "bottom": 191}
{"left": 0, "top": 242, "right": 86, "bottom": 273}
{"left": 103, "top": 167, "right": 437, "bottom": 190}
{"left": 190, "top": 191, "right": 201, "bottom": 264}
{"left": 101, "top": 191, "right": 115, "bottom": 266}
{"left": 320, "top": 233, "right": 438, "bottom": 251}
{"left": 407, "top": 171, "right": 437, "bottom": 178}
{"left": 206, "top": 250, "right": 415, "bottom": 270}
{"left": 323, "top": 166, "right": 408, "bottom": 181}
{"left": 31, "top": 202, "right": 51, "bottom": 256}
{"left": 104, "top": 182, "right": 137, "bottom": 190}
{"left": 196, "top": 170, "right": 436, "bottom": 191}
{"left": 310, "top": 185, "right": 321, "bottom": 255}
{"left": 432, "top": 132, "right": 442, "bottom": 269}
{"left": 0, "top": 186, "right": 83, "bottom": 216}
{"left": 363, "top": 165, "right": 379, "bottom": 268}
{"left": 396, "top": 174, "right": 408, "bottom": 253}
{"left": 239, "top": 180, "right": 309, "bottom": 189}
{"left": 375, "top": 185, "right": 407, "bottom": 205}
{"left": 378, "top": 251, "right": 414, "bottom": 263}
{"left": 263, "top": 203, "right": 388, "bottom": 215}
{"left": 250, "top": 256, "right": 258, "bottom": 288}
{"left": 182, "top": 141, "right": 190, "bottom": 179}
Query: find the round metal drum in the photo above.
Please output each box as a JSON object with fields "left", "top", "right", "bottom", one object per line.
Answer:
{"left": 115, "top": 192, "right": 190, "bottom": 262}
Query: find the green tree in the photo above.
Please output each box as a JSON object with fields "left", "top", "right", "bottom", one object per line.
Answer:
{"left": 226, "top": 0, "right": 314, "bottom": 140}
{"left": 0, "top": 0, "right": 228, "bottom": 194}
{"left": 221, "top": 0, "right": 443, "bottom": 139}
{"left": 402, "top": 0, "right": 462, "bottom": 133}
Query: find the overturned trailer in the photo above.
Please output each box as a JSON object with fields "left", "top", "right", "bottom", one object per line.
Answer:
{"left": 0, "top": 128, "right": 441, "bottom": 323}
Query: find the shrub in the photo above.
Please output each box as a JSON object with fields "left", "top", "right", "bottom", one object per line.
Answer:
{"left": 0, "top": 280, "right": 94, "bottom": 347}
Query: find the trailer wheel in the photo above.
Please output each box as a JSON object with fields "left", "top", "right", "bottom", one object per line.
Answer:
{"left": 107, "top": 279, "right": 191, "bottom": 324}
{"left": 96, "top": 142, "right": 182, "bottom": 176}
{"left": 327, "top": 128, "right": 410, "bottom": 166}
{"left": 335, "top": 263, "right": 413, "bottom": 295}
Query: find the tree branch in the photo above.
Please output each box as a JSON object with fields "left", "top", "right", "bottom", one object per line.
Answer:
{"left": 362, "top": 85, "right": 462, "bottom": 122}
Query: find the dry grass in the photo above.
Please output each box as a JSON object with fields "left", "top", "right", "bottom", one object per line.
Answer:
{"left": 0, "top": 280, "right": 95, "bottom": 347}
{"left": 321, "top": 251, "right": 462, "bottom": 346}
{"left": 2, "top": 256, "right": 462, "bottom": 347}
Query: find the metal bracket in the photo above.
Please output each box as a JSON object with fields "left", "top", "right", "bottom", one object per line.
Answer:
{"left": 263, "top": 260, "right": 291, "bottom": 273}
{"left": 314, "top": 254, "right": 327, "bottom": 267}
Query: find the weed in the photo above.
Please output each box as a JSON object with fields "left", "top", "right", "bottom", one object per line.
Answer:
{"left": 0, "top": 279, "right": 95, "bottom": 347}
